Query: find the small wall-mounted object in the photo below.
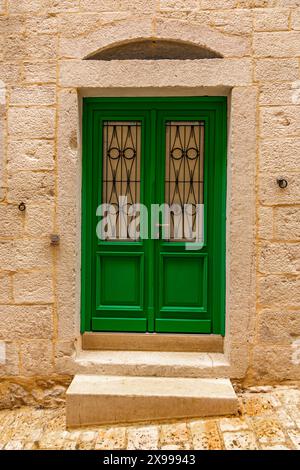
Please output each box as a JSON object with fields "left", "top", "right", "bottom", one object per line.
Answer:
{"left": 18, "top": 202, "right": 26, "bottom": 212}
{"left": 277, "top": 177, "right": 288, "bottom": 189}
{"left": 50, "top": 234, "right": 60, "bottom": 246}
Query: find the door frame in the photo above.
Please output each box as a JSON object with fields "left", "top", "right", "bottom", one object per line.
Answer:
{"left": 81, "top": 96, "right": 227, "bottom": 335}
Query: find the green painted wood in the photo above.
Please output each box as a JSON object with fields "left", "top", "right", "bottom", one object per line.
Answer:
{"left": 81, "top": 97, "right": 227, "bottom": 335}
{"left": 92, "top": 317, "right": 147, "bottom": 332}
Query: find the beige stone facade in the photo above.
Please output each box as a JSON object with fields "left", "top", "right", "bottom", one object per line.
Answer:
{"left": 0, "top": 0, "right": 300, "bottom": 394}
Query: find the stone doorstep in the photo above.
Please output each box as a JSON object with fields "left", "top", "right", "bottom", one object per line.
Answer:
{"left": 82, "top": 332, "right": 224, "bottom": 353}
{"left": 74, "top": 351, "right": 230, "bottom": 378}
{"left": 66, "top": 375, "right": 238, "bottom": 428}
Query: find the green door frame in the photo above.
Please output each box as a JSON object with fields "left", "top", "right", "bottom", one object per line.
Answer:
{"left": 81, "top": 97, "right": 227, "bottom": 335}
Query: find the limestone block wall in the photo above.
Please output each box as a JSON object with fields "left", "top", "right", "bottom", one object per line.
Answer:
{"left": 0, "top": 0, "right": 299, "bottom": 388}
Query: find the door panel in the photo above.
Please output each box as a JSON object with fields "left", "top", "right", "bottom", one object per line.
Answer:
{"left": 81, "top": 98, "right": 227, "bottom": 335}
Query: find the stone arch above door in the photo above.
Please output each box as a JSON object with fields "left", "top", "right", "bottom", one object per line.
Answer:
{"left": 59, "top": 17, "right": 251, "bottom": 60}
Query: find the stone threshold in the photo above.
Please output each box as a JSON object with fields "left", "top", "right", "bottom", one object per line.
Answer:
{"left": 74, "top": 350, "right": 230, "bottom": 378}
{"left": 82, "top": 332, "right": 223, "bottom": 353}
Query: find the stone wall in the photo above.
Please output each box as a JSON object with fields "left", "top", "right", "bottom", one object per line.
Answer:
{"left": 0, "top": 0, "right": 300, "bottom": 388}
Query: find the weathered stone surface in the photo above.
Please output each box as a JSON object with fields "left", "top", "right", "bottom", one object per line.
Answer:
{"left": 0, "top": 342, "right": 19, "bottom": 377}
{"left": 258, "top": 275, "right": 300, "bottom": 307}
{"left": 260, "top": 139, "right": 300, "bottom": 173}
{"left": 7, "top": 140, "right": 55, "bottom": 172}
{"left": 4, "top": 34, "right": 57, "bottom": 60}
{"left": 254, "top": 9, "right": 289, "bottom": 31}
{"left": 274, "top": 207, "right": 300, "bottom": 240}
{"left": 223, "top": 431, "right": 258, "bottom": 450}
{"left": 95, "top": 427, "right": 126, "bottom": 450}
{"left": 258, "top": 206, "right": 273, "bottom": 240}
{"left": 0, "top": 205, "right": 23, "bottom": 238}
{"left": 257, "top": 309, "right": 300, "bottom": 345}
{"left": 7, "top": 171, "right": 55, "bottom": 204}
{"left": 0, "top": 273, "right": 11, "bottom": 303}
{"left": 10, "top": 86, "right": 56, "bottom": 106}
{"left": 20, "top": 341, "right": 54, "bottom": 375}
{"left": 0, "top": 305, "right": 53, "bottom": 339}
{"left": 253, "top": 32, "right": 300, "bottom": 57}
{"left": 259, "top": 82, "right": 296, "bottom": 106}
{"left": 260, "top": 107, "right": 300, "bottom": 138}
{"left": 259, "top": 174, "right": 300, "bottom": 205}
{"left": 23, "top": 62, "right": 57, "bottom": 84}
{"left": 255, "top": 59, "right": 299, "bottom": 82}
{"left": 0, "top": 239, "right": 52, "bottom": 271}
{"left": 127, "top": 426, "right": 159, "bottom": 450}
{"left": 160, "top": 422, "right": 191, "bottom": 449}
{"left": 80, "top": 0, "right": 156, "bottom": 13}
{"left": 0, "top": 386, "right": 300, "bottom": 448}
{"left": 25, "top": 204, "right": 54, "bottom": 237}
{"left": 59, "top": 59, "right": 252, "bottom": 88}
{"left": 252, "top": 346, "right": 300, "bottom": 381}
{"left": 259, "top": 242, "right": 300, "bottom": 274}
{"left": 13, "top": 271, "right": 54, "bottom": 304}
{"left": 190, "top": 420, "right": 223, "bottom": 450}
{"left": 8, "top": 108, "right": 55, "bottom": 139}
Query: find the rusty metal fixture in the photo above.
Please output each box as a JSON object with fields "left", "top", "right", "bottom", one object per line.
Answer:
{"left": 277, "top": 177, "right": 288, "bottom": 189}
{"left": 18, "top": 202, "right": 26, "bottom": 212}
{"left": 50, "top": 234, "right": 60, "bottom": 246}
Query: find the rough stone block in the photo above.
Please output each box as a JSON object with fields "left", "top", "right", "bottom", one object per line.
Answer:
{"left": 8, "top": 108, "right": 55, "bottom": 139}
{"left": 260, "top": 106, "right": 300, "bottom": 139}
{"left": 13, "top": 271, "right": 54, "bottom": 304}
{"left": 10, "top": 86, "right": 56, "bottom": 106}
{"left": 25, "top": 204, "right": 54, "bottom": 237}
{"left": 4, "top": 34, "right": 57, "bottom": 60}
{"left": 274, "top": 207, "right": 300, "bottom": 240}
{"left": 7, "top": 171, "right": 55, "bottom": 204}
{"left": 8, "top": 1, "right": 50, "bottom": 13}
{"left": 0, "top": 239, "right": 52, "bottom": 271}
{"left": 25, "top": 14, "right": 58, "bottom": 34}
{"left": 0, "top": 273, "right": 11, "bottom": 303}
{"left": 160, "top": 0, "right": 199, "bottom": 10}
{"left": 258, "top": 206, "right": 273, "bottom": 240}
{"left": 20, "top": 340, "right": 54, "bottom": 375}
{"left": 7, "top": 140, "right": 55, "bottom": 172}
{"left": 80, "top": 0, "right": 156, "bottom": 12}
{"left": 252, "top": 346, "right": 300, "bottom": 382}
{"left": 198, "top": 0, "right": 236, "bottom": 8}
{"left": 259, "top": 174, "right": 300, "bottom": 205}
{"left": 292, "top": 9, "right": 300, "bottom": 30}
{"left": 0, "top": 342, "right": 20, "bottom": 377}
{"left": 254, "top": 9, "right": 289, "bottom": 31}
{"left": 260, "top": 139, "right": 300, "bottom": 173}
{"left": 0, "top": 205, "right": 23, "bottom": 237}
{"left": 257, "top": 309, "right": 300, "bottom": 345}
{"left": 0, "top": 63, "right": 22, "bottom": 84}
{"left": 255, "top": 59, "right": 299, "bottom": 82}
{"left": 259, "top": 82, "right": 295, "bottom": 106}
{"left": 258, "top": 275, "right": 300, "bottom": 307}
{"left": 259, "top": 242, "right": 300, "bottom": 274}
{"left": 253, "top": 32, "right": 300, "bottom": 57}
{"left": 0, "top": 305, "right": 53, "bottom": 339}
{"left": 23, "top": 62, "right": 57, "bottom": 84}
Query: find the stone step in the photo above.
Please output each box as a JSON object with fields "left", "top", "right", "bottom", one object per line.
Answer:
{"left": 82, "top": 332, "right": 223, "bottom": 352}
{"left": 66, "top": 375, "right": 238, "bottom": 427}
{"left": 74, "top": 351, "right": 230, "bottom": 378}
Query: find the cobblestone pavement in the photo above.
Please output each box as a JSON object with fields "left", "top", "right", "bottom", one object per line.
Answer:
{"left": 0, "top": 385, "right": 300, "bottom": 450}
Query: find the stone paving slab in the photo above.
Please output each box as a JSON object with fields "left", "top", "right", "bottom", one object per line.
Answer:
{"left": 0, "top": 385, "right": 299, "bottom": 450}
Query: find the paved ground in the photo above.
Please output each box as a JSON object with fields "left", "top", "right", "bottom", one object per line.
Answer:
{"left": 0, "top": 385, "right": 300, "bottom": 450}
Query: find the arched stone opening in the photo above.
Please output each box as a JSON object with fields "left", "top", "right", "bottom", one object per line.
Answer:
{"left": 85, "top": 39, "right": 222, "bottom": 61}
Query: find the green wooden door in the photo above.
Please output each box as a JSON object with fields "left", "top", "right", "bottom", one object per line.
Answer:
{"left": 82, "top": 97, "right": 227, "bottom": 334}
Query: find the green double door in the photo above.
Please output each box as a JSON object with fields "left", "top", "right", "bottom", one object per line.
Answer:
{"left": 82, "top": 97, "right": 227, "bottom": 334}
